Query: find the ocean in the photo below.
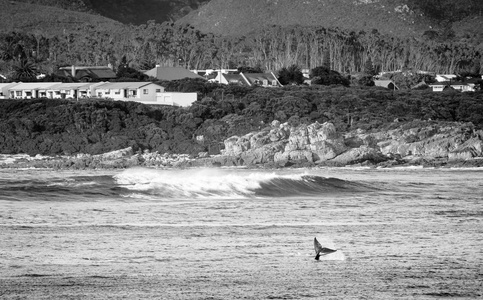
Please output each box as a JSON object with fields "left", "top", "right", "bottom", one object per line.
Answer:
{"left": 0, "top": 167, "right": 482, "bottom": 299}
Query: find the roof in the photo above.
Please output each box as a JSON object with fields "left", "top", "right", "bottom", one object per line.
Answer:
{"left": 374, "top": 80, "right": 398, "bottom": 89}
{"left": 435, "top": 74, "right": 457, "bottom": 82}
{"left": 429, "top": 81, "right": 469, "bottom": 86}
{"left": 0, "top": 83, "right": 19, "bottom": 89}
{"left": 243, "top": 73, "right": 279, "bottom": 86}
{"left": 94, "top": 82, "right": 162, "bottom": 90}
{"left": 144, "top": 67, "right": 204, "bottom": 81}
{"left": 9, "top": 82, "right": 60, "bottom": 90}
{"left": 49, "top": 82, "right": 98, "bottom": 91}
{"left": 58, "top": 66, "right": 117, "bottom": 80}
{"left": 222, "top": 74, "right": 248, "bottom": 85}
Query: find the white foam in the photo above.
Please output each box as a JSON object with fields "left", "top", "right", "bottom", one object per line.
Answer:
{"left": 114, "top": 168, "right": 312, "bottom": 198}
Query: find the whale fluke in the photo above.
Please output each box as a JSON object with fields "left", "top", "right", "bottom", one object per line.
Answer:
{"left": 314, "top": 237, "right": 337, "bottom": 260}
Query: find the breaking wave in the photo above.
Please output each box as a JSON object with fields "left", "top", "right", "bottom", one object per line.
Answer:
{"left": 114, "top": 168, "right": 371, "bottom": 199}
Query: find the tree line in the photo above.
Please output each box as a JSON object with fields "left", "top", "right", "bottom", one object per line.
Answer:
{"left": 1, "top": 21, "right": 482, "bottom": 81}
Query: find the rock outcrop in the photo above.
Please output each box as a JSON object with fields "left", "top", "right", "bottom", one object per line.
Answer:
{"left": 2, "top": 120, "right": 483, "bottom": 169}
{"left": 215, "top": 120, "right": 483, "bottom": 168}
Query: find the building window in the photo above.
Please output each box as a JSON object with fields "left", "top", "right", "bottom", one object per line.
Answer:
{"left": 143, "top": 89, "right": 149, "bottom": 95}
{"left": 115, "top": 91, "right": 120, "bottom": 95}
{"left": 16, "top": 91, "right": 22, "bottom": 97}
{"left": 155, "top": 89, "right": 161, "bottom": 93}
{"left": 272, "top": 80, "right": 278, "bottom": 86}
{"left": 105, "top": 89, "right": 110, "bottom": 95}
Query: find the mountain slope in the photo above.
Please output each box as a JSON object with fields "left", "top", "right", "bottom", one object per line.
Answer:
{"left": 178, "top": 0, "right": 428, "bottom": 37}
{"left": 0, "top": 0, "right": 122, "bottom": 34}
{"left": 178, "top": 0, "right": 483, "bottom": 41}
{"left": 15, "top": 0, "right": 211, "bottom": 25}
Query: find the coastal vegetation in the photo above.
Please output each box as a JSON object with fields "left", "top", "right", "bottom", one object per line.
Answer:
{"left": 1, "top": 82, "right": 482, "bottom": 157}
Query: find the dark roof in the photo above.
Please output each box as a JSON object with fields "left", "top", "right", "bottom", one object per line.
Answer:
{"left": 223, "top": 74, "right": 247, "bottom": 85}
{"left": 144, "top": 67, "right": 204, "bottom": 81}
{"left": 243, "top": 73, "right": 279, "bottom": 86}
{"left": 57, "top": 66, "right": 117, "bottom": 80}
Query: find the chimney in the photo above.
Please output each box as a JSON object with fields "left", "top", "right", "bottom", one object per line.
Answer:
{"left": 71, "top": 65, "right": 76, "bottom": 77}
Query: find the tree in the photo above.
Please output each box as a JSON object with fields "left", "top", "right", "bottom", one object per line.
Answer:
{"left": 310, "top": 66, "right": 350, "bottom": 86}
{"left": 277, "top": 65, "right": 305, "bottom": 85}
{"left": 12, "top": 59, "right": 38, "bottom": 81}
{"left": 363, "top": 57, "right": 376, "bottom": 76}
{"left": 237, "top": 65, "right": 263, "bottom": 73}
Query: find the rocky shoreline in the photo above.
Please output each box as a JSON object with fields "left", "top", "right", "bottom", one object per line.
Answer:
{"left": 2, "top": 120, "right": 483, "bottom": 170}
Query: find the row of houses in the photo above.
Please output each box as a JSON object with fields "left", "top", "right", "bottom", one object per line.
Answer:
{"left": 0, "top": 81, "right": 197, "bottom": 107}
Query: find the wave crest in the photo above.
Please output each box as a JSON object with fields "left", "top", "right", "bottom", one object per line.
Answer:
{"left": 114, "top": 168, "right": 368, "bottom": 199}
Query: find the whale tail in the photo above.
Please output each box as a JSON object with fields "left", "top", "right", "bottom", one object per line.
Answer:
{"left": 314, "top": 237, "right": 337, "bottom": 260}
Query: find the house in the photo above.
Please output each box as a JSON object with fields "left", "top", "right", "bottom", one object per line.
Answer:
{"left": 0, "top": 83, "right": 19, "bottom": 99}
{"left": 57, "top": 65, "right": 117, "bottom": 82}
{"left": 48, "top": 82, "right": 105, "bottom": 99}
{"left": 92, "top": 82, "right": 197, "bottom": 107}
{"left": 243, "top": 73, "right": 282, "bottom": 87}
{"left": 192, "top": 69, "right": 237, "bottom": 80}
{"left": 429, "top": 81, "right": 475, "bottom": 92}
{"left": 215, "top": 72, "right": 282, "bottom": 87}
{"left": 8, "top": 82, "right": 60, "bottom": 99}
{"left": 144, "top": 66, "right": 204, "bottom": 81}
{"left": 2, "top": 81, "right": 197, "bottom": 107}
{"left": 374, "top": 80, "right": 399, "bottom": 90}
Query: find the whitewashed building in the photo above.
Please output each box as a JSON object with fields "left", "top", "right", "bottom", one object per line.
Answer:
{"left": 1, "top": 82, "right": 197, "bottom": 107}
{"left": 0, "top": 83, "right": 19, "bottom": 99}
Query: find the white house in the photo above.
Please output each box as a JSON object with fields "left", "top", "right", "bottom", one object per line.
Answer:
{"left": 214, "top": 72, "right": 282, "bottom": 87}
{"left": 429, "top": 81, "right": 475, "bottom": 92}
{"left": 92, "top": 82, "right": 197, "bottom": 107}
{"left": 2, "top": 81, "right": 198, "bottom": 107}
{"left": 48, "top": 82, "right": 105, "bottom": 99}
{"left": 8, "top": 82, "right": 60, "bottom": 99}
{"left": 0, "top": 83, "right": 19, "bottom": 99}
{"left": 93, "top": 82, "right": 164, "bottom": 101}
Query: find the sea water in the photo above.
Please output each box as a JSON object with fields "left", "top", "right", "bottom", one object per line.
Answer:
{"left": 0, "top": 167, "right": 482, "bottom": 299}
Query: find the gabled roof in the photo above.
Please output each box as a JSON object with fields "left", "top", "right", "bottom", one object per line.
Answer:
{"left": 144, "top": 67, "right": 204, "bottom": 81}
{"left": 374, "top": 80, "right": 399, "bottom": 90}
{"left": 94, "top": 82, "right": 162, "bottom": 90}
{"left": 58, "top": 66, "right": 117, "bottom": 80}
{"left": 9, "top": 82, "right": 60, "bottom": 90}
{"left": 222, "top": 74, "right": 248, "bottom": 85}
{"left": 49, "top": 82, "right": 99, "bottom": 91}
{"left": 0, "top": 83, "right": 19, "bottom": 89}
{"left": 243, "top": 72, "right": 279, "bottom": 86}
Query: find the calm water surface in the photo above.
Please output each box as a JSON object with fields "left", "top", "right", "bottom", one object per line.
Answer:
{"left": 0, "top": 167, "right": 482, "bottom": 299}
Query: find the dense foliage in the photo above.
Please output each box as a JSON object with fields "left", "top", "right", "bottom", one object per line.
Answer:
{"left": 1, "top": 22, "right": 481, "bottom": 82}
{"left": 1, "top": 82, "right": 482, "bottom": 156}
